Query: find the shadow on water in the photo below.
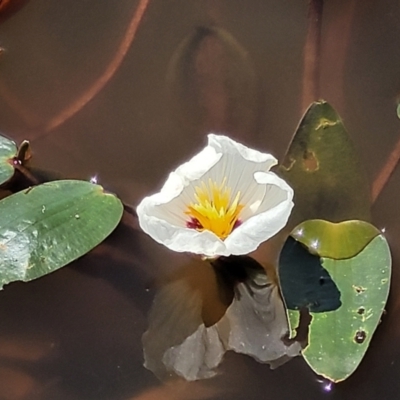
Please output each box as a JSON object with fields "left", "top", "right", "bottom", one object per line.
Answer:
{"left": 0, "top": 0, "right": 399, "bottom": 399}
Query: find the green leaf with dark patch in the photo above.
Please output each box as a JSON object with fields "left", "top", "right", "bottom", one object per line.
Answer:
{"left": 0, "top": 180, "right": 123, "bottom": 288}
{"left": 291, "top": 219, "right": 380, "bottom": 259}
{"left": 0, "top": 134, "right": 18, "bottom": 185}
{"left": 277, "top": 101, "right": 371, "bottom": 226}
{"left": 279, "top": 230, "right": 391, "bottom": 382}
{"left": 279, "top": 236, "right": 341, "bottom": 313}
{"left": 303, "top": 234, "right": 391, "bottom": 382}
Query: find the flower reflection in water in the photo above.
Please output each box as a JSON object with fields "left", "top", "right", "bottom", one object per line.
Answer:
{"left": 142, "top": 255, "right": 302, "bottom": 381}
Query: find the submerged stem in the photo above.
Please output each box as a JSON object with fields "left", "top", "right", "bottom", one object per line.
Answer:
{"left": 43, "top": 0, "right": 151, "bottom": 133}
{"left": 12, "top": 162, "right": 39, "bottom": 186}
{"left": 0, "top": 0, "right": 151, "bottom": 136}
{"left": 372, "top": 135, "right": 400, "bottom": 203}
{"left": 301, "top": 0, "right": 324, "bottom": 112}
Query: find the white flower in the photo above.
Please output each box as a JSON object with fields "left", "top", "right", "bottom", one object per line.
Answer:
{"left": 136, "top": 134, "right": 294, "bottom": 257}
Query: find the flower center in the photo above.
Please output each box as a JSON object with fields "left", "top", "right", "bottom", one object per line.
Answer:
{"left": 185, "top": 178, "right": 244, "bottom": 240}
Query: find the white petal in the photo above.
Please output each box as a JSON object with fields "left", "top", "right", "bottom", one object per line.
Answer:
{"left": 174, "top": 144, "right": 222, "bottom": 183}
{"left": 137, "top": 197, "right": 230, "bottom": 256}
{"left": 137, "top": 144, "right": 225, "bottom": 254}
{"left": 202, "top": 135, "right": 278, "bottom": 213}
{"left": 149, "top": 145, "right": 222, "bottom": 207}
{"left": 208, "top": 134, "right": 277, "bottom": 168}
{"left": 137, "top": 134, "right": 294, "bottom": 257}
{"left": 224, "top": 172, "right": 294, "bottom": 255}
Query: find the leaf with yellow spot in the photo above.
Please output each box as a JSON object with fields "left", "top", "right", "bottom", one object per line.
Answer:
{"left": 0, "top": 134, "right": 18, "bottom": 186}
{"left": 291, "top": 219, "right": 381, "bottom": 259}
{"left": 277, "top": 101, "right": 371, "bottom": 227}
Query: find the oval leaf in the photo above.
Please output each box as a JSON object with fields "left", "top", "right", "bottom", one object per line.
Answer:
{"left": 277, "top": 101, "right": 371, "bottom": 226}
{"left": 279, "top": 234, "right": 391, "bottom": 382}
{"left": 166, "top": 26, "right": 259, "bottom": 136}
{"left": 0, "top": 134, "right": 17, "bottom": 185}
{"left": 0, "top": 180, "right": 123, "bottom": 288}
{"left": 292, "top": 219, "right": 381, "bottom": 259}
{"left": 303, "top": 234, "right": 391, "bottom": 382}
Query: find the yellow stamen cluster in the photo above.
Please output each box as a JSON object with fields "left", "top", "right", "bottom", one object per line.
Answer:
{"left": 186, "top": 178, "right": 244, "bottom": 240}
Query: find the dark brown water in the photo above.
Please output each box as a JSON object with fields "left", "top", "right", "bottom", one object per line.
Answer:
{"left": 0, "top": 0, "right": 399, "bottom": 399}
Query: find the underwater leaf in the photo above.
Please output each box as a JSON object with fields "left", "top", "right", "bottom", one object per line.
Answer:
{"left": 279, "top": 233, "right": 391, "bottom": 382}
{"left": 166, "top": 26, "right": 260, "bottom": 136}
{"left": 0, "top": 180, "right": 123, "bottom": 288}
{"left": 292, "top": 219, "right": 381, "bottom": 259}
{"left": 277, "top": 101, "right": 371, "bottom": 226}
{"left": 0, "top": 134, "right": 18, "bottom": 186}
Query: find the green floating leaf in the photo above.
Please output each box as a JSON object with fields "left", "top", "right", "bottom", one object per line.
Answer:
{"left": 279, "top": 233, "right": 391, "bottom": 382}
{"left": 0, "top": 180, "right": 123, "bottom": 289}
{"left": 0, "top": 134, "right": 18, "bottom": 185}
{"left": 303, "top": 235, "right": 391, "bottom": 382}
{"left": 292, "top": 219, "right": 381, "bottom": 259}
{"left": 277, "top": 101, "right": 371, "bottom": 226}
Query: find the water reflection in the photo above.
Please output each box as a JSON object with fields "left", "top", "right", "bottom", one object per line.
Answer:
{"left": 0, "top": 334, "right": 57, "bottom": 400}
{"left": 0, "top": 0, "right": 29, "bottom": 23}
{"left": 0, "top": 0, "right": 399, "bottom": 399}
{"left": 143, "top": 255, "right": 301, "bottom": 381}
